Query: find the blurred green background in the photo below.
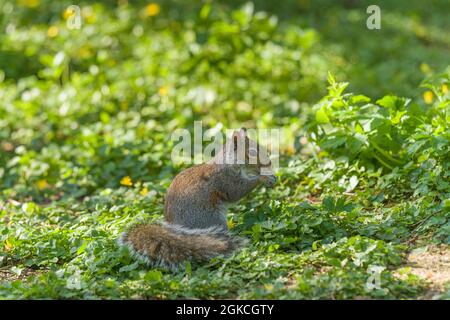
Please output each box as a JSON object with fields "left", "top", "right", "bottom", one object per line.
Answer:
{"left": 1, "top": 0, "right": 448, "bottom": 195}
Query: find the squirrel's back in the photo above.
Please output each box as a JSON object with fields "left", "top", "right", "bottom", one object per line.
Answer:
{"left": 164, "top": 164, "right": 230, "bottom": 230}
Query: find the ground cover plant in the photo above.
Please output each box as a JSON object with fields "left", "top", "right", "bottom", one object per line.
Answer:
{"left": 0, "top": 0, "right": 449, "bottom": 299}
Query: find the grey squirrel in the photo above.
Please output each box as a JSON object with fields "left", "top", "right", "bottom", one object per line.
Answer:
{"left": 119, "top": 128, "right": 277, "bottom": 271}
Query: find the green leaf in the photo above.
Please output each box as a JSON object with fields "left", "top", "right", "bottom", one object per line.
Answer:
{"left": 119, "top": 262, "right": 139, "bottom": 273}
{"left": 347, "top": 176, "right": 359, "bottom": 192}
{"left": 76, "top": 241, "right": 88, "bottom": 255}
{"left": 327, "top": 71, "right": 336, "bottom": 85}
{"left": 144, "top": 270, "right": 163, "bottom": 282}
{"left": 315, "top": 107, "right": 330, "bottom": 124}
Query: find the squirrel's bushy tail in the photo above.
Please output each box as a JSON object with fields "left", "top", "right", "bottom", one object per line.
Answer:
{"left": 118, "top": 222, "right": 246, "bottom": 271}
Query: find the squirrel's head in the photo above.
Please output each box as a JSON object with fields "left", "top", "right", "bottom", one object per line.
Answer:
{"left": 218, "top": 128, "right": 277, "bottom": 187}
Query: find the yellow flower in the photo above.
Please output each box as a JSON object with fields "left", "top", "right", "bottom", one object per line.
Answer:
{"left": 37, "top": 179, "right": 49, "bottom": 190}
{"left": 442, "top": 84, "right": 448, "bottom": 94}
{"left": 264, "top": 284, "right": 274, "bottom": 291}
{"left": 120, "top": 101, "right": 129, "bottom": 110}
{"left": 420, "top": 63, "right": 431, "bottom": 74}
{"left": 18, "top": 0, "right": 39, "bottom": 8}
{"left": 227, "top": 219, "right": 235, "bottom": 230}
{"left": 4, "top": 239, "right": 13, "bottom": 252}
{"left": 423, "top": 91, "right": 433, "bottom": 104}
{"left": 63, "top": 7, "right": 76, "bottom": 20}
{"left": 120, "top": 176, "right": 133, "bottom": 186}
{"left": 47, "top": 26, "right": 59, "bottom": 38}
{"left": 78, "top": 46, "right": 92, "bottom": 59}
{"left": 82, "top": 7, "right": 97, "bottom": 24}
{"left": 158, "top": 86, "right": 168, "bottom": 96}
{"left": 143, "top": 3, "right": 160, "bottom": 17}
{"left": 140, "top": 187, "right": 149, "bottom": 196}
{"left": 285, "top": 145, "right": 295, "bottom": 155}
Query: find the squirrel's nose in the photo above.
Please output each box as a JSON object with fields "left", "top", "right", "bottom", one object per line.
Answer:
{"left": 260, "top": 174, "right": 277, "bottom": 187}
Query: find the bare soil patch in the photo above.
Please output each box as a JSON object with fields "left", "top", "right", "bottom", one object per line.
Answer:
{"left": 0, "top": 266, "right": 44, "bottom": 283}
{"left": 402, "top": 244, "right": 449, "bottom": 299}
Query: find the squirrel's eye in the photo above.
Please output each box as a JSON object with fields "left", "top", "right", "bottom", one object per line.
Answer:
{"left": 248, "top": 149, "right": 258, "bottom": 157}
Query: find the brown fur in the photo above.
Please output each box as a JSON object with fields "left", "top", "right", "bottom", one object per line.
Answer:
{"left": 123, "top": 223, "right": 242, "bottom": 264}
{"left": 119, "top": 128, "right": 276, "bottom": 270}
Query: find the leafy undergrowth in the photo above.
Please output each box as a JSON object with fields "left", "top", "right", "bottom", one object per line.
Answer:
{"left": 0, "top": 1, "right": 449, "bottom": 299}
{"left": 1, "top": 74, "right": 448, "bottom": 298}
